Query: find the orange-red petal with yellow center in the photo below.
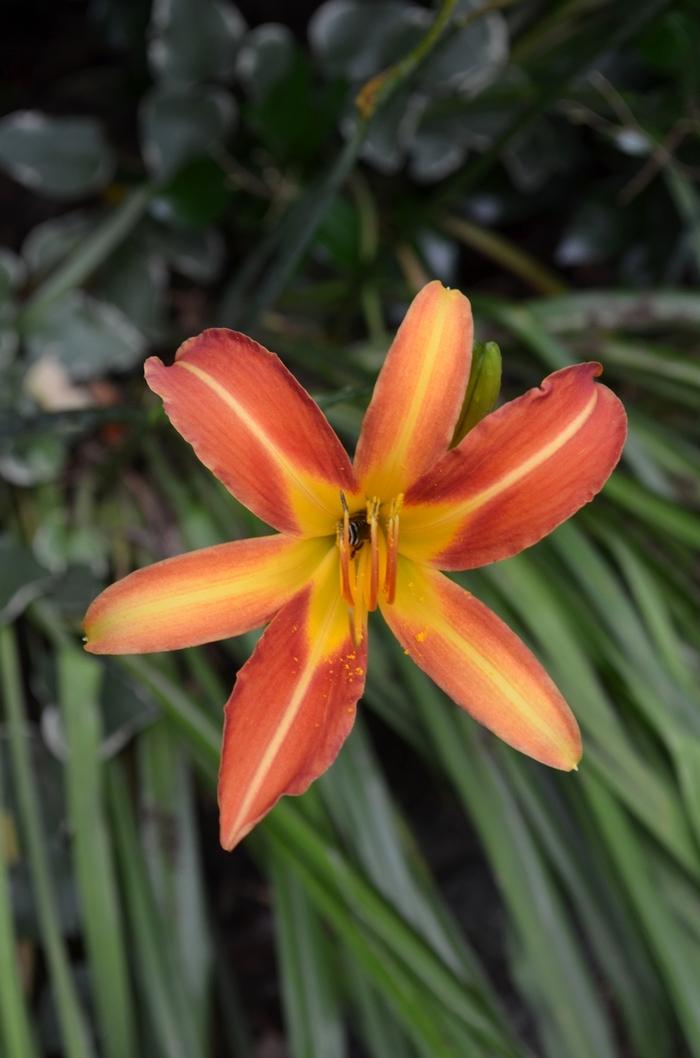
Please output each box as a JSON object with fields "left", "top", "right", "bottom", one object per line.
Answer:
{"left": 381, "top": 558, "right": 581, "bottom": 770}
{"left": 354, "top": 281, "right": 473, "bottom": 498}
{"left": 84, "top": 535, "right": 329, "bottom": 654}
{"left": 146, "top": 329, "right": 358, "bottom": 536}
{"left": 400, "top": 363, "right": 626, "bottom": 569}
{"left": 218, "top": 549, "right": 366, "bottom": 850}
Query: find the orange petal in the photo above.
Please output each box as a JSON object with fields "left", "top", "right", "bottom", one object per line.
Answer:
{"left": 146, "top": 329, "right": 357, "bottom": 536}
{"left": 400, "top": 363, "right": 626, "bottom": 569}
{"left": 354, "top": 281, "right": 473, "bottom": 497}
{"left": 218, "top": 549, "right": 365, "bottom": 850}
{"left": 381, "top": 558, "right": 581, "bottom": 770}
{"left": 84, "top": 535, "right": 329, "bottom": 654}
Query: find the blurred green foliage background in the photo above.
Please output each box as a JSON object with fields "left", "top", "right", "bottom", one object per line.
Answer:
{"left": 2, "top": 0, "right": 700, "bottom": 1055}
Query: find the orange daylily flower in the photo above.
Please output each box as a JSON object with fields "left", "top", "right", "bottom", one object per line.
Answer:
{"left": 84, "top": 281, "right": 627, "bottom": 850}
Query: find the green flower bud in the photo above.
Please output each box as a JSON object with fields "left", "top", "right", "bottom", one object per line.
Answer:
{"left": 451, "top": 341, "right": 502, "bottom": 446}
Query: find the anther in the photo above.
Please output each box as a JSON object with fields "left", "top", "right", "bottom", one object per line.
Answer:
{"left": 384, "top": 493, "right": 403, "bottom": 605}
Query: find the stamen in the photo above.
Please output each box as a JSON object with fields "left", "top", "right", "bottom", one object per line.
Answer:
{"left": 351, "top": 545, "right": 370, "bottom": 645}
{"left": 338, "top": 492, "right": 354, "bottom": 606}
{"left": 384, "top": 493, "right": 403, "bottom": 605}
{"left": 366, "top": 496, "right": 380, "bottom": 612}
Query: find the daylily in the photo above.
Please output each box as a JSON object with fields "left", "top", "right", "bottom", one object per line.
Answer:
{"left": 84, "top": 281, "right": 627, "bottom": 850}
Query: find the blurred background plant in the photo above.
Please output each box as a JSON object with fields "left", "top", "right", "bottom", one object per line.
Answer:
{"left": 2, "top": 0, "right": 700, "bottom": 1055}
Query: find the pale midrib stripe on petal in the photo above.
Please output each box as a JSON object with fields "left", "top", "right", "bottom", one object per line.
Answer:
{"left": 179, "top": 361, "right": 337, "bottom": 518}
{"left": 97, "top": 572, "right": 270, "bottom": 628}
{"left": 94, "top": 541, "right": 327, "bottom": 635}
{"left": 380, "top": 301, "right": 455, "bottom": 486}
{"left": 412, "top": 389, "right": 599, "bottom": 532}
{"left": 226, "top": 551, "right": 342, "bottom": 842}
{"left": 434, "top": 605, "right": 557, "bottom": 744}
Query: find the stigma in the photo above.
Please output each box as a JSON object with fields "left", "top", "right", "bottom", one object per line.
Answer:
{"left": 337, "top": 492, "right": 403, "bottom": 643}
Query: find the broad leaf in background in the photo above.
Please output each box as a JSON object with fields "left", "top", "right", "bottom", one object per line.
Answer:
{"left": 235, "top": 23, "right": 295, "bottom": 102}
{"left": 0, "top": 112, "right": 114, "bottom": 199}
{"left": 94, "top": 237, "right": 168, "bottom": 342}
{"left": 148, "top": 0, "right": 246, "bottom": 85}
{"left": 23, "top": 292, "right": 146, "bottom": 380}
{"left": 309, "top": 0, "right": 509, "bottom": 180}
{"left": 0, "top": 251, "right": 21, "bottom": 364}
{"left": 0, "top": 539, "right": 52, "bottom": 624}
{"left": 310, "top": 1, "right": 426, "bottom": 81}
{"left": 140, "top": 86, "right": 237, "bottom": 181}
{"left": 21, "top": 213, "right": 94, "bottom": 281}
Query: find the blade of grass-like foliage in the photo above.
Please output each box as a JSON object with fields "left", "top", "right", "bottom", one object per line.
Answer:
{"left": 361, "top": 654, "right": 425, "bottom": 754}
{"left": 17, "top": 185, "right": 152, "bottom": 329}
{"left": 390, "top": 646, "right": 620, "bottom": 1058}
{"left": 137, "top": 722, "right": 212, "bottom": 1049}
{"left": 0, "top": 747, "right": 38, "bottom": 1058}
{"left": 598, "top": 338, "right": 700, "bottom": 390}
{"left": 655, "top": 858, "right": 700, "bottom": 949}
{"left": 478, "top": 554, "right": 700, "bottom": 876}
{"left": 441, "top": 215, "right": 567, "bottom": 295}
{"left": 504, "top": 759, "right": 673, "bottom": 1058}
{"left": 474, "top": 299, "right": 574, "bottom": 368}
{"left": 602, "top": 531, "right": 699, "bottom": 700}
{"left": 626, "top": 415, "right": 700, "bottom": 504}
{"left": 318, "top": 717, "right": 523, "bottom": 1053}
{"left": 582, "top": 771, "right": 700, "bottom": 1053}
{"left": 665, "top": 161, "right": 700, "bottom": 276}
{"left": 548, "top": 523, "right": 700, "bottom": 852}
{"left": 220, "top": 125, "right": 368, "bottom": 330}
{"left": 319, "top": 721, "right": 466, "bottom": 968}
{"left": 549, "top": 523, "right": 700, "bottom": 734}
{"left": 58, "top": 647, "right": 137, "bottom": 1058}
{"left": 604, "top": 475, "right": 700, "bottom": 549}
{"left": 107, "top": 758, "right": 204, "bottom": 1058}
{"left": 212, "top": 932, "right": 255, "bottom": 1058}
{"left": 341, "top": 952, "right": 418, "bottom": 1058}
{"left": 526, "top": 290, "right": 700, "bottom": 333}
{"left": 123, "top": 655, "right": 520, "bottom": 1055}
{"left": 624, "top": 420, "right": 700, "bottom": 505}
{"left": 265, "top": 803, "right": 519, "bottom": 1058}
{"left": 268, "top": 828, "right": 475, "bottom": 1056}
{"left": 673, "top": 739, "right": 700, "bottom": 855}
{"left": 0, "top": 623, "right": 95, "bottom": 1058}
{"left": 119, "top": 655, "right": 220, "bottom": 772}
{"left": 270, "top": 856, "right": 346, "bottom": 1058}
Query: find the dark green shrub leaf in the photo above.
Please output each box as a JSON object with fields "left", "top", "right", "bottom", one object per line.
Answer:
{"left": 140, "top": 85, "right": 236, "bottom": 180}
{"left": 148, "top": 0, "right": 246, "bottom": 85}
{"left": 0, "top": 111, "right": 114, "bottom": 199}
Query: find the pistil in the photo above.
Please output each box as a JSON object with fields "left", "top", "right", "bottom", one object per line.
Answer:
{"left": 366, "top": 496, "right": 381, "bottom": 611}
{"left": 384, "top": 493, "right": 403, "bottom": 605}
{"left": 338, "top": 493, "right": 354, "bottom": 606}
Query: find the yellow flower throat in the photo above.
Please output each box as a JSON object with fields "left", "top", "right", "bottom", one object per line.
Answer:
{"left": 336, "top": 492, "right": 403, "bottom": 643}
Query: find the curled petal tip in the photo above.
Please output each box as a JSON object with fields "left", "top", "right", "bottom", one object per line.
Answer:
{"left": 402, "top": 361, "right": 627, "bottom": 570}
